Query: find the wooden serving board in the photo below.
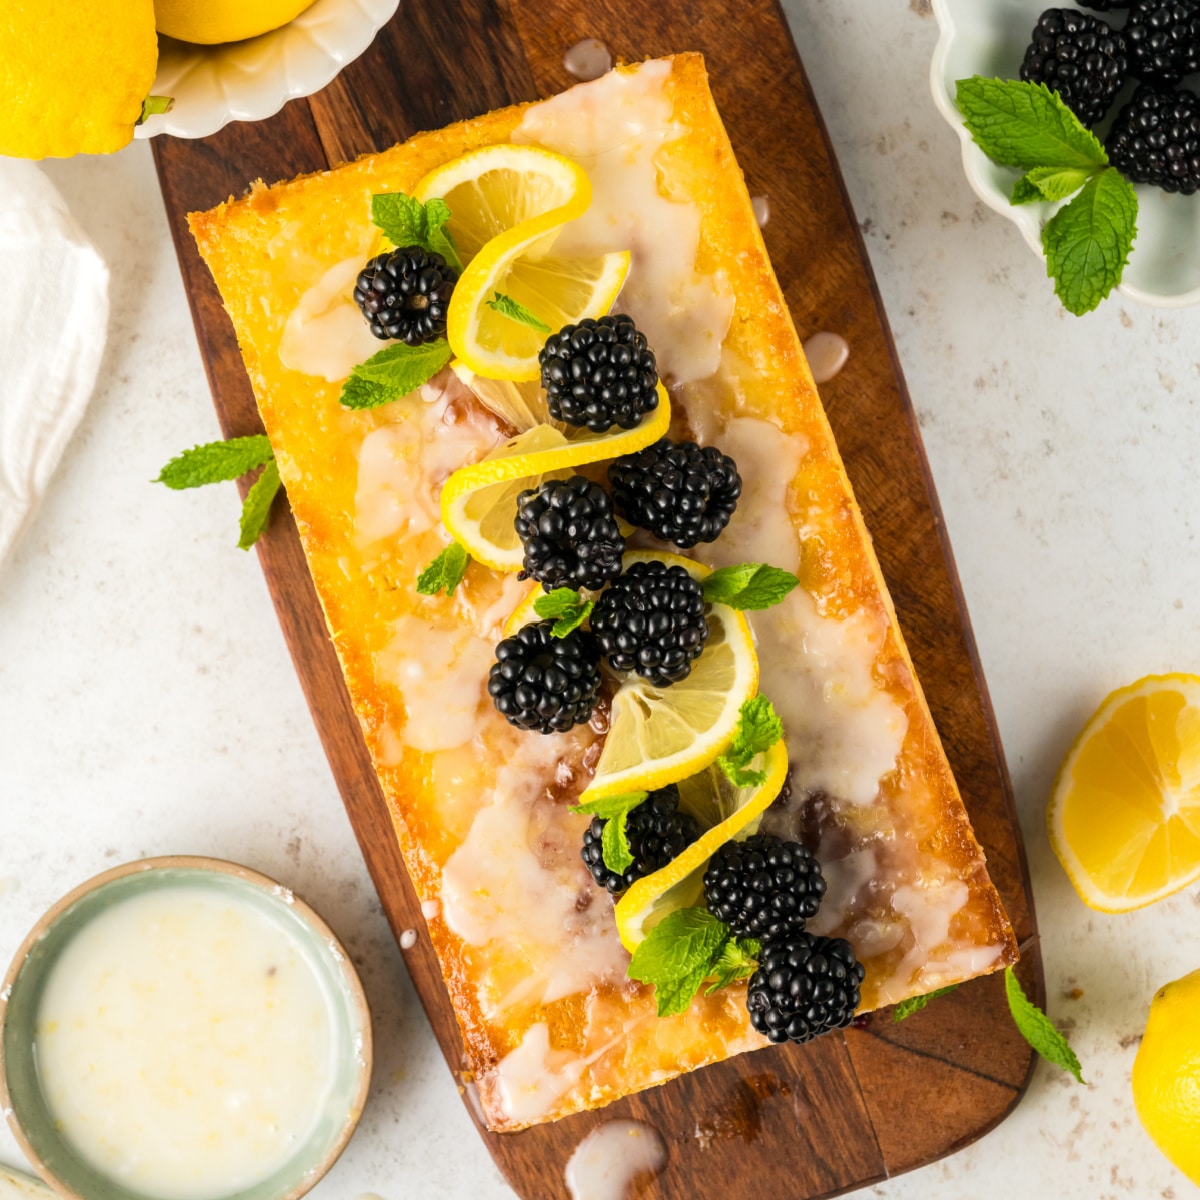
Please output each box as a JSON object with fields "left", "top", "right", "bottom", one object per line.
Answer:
{"left": 153, "top": 1, "right": 1043, "bottom": 1195}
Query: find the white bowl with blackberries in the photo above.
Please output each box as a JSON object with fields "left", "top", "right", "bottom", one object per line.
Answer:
{"left": 932, "top": 0, "right": 1200, "bottom": 312}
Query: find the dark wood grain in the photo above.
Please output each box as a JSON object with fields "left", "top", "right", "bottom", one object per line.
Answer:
{"left": 152, "top": 1, "right": 1042, "bottom": 1195}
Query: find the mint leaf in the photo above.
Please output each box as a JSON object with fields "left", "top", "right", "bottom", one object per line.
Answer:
{"left": 706, "top": 937, "right": 761, "bottom": 993}
{"left": 955, "top": 78, "right": 1108, "bottom": 170}
{"left": 702, "top": 563, "right": 799, "bottom": 611}
{"left": 1043, "top": 167, "right": 1137, "bottom": 316}
{"left": 371, "top": 192, "right": 463, "bottom": 273}
{"left": 486, "top": 291, "right": 551, "bottom": 333}
{"left": 601, "top": 814, "right": 634, "bottom": 875}
{"left": 893, "top": 983, "right": 959, "bottom": 1022}
{"left": 534, "top": 587, "right": 594, "bottom": 637}
{"left": 1005, "top": 966, "right": 1085, "bottom": 1083}
{"left": 717, "top": 695, "right": 784, "bottom": 787}
{"left": 569, "top": 792, "right": 647, "bottom": 819}
{"left": 416, "top": 543, "right": 470, "bottom": 596}
{"left": 1012, "top": 165, "right": 1093, "bottom": 205}
{"left": 628, "top": 908, "right": 730, "bottom": 1017}
{"left": 237, "top": 459, "right": 281, "bottom": 550}
{"left": 155, "top": 435, "right": 273, "bottom": 490}
{"left": 340, "top": 340, "right": 453, "bottom": 410}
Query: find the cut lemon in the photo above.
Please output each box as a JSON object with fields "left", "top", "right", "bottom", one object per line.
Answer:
{"left": 441, "top": 384, "right": 670, "bottom": 572}
{"left": 450, "top": 361, "right": 550, "bottom": 431}
{"left": 1048, "top": 673, "right": 1200, "bottom": 912}
{"left": 413, "top": 143, "right": 630, "bottom": 381}
{"left": 614, "top": 741, "right": 790, "bottom": 952}
{"left": 412, "top": 143, "right": 590, "bottom": 263}
{"left": 579, "top": 551, "right": 759, "bottom": 803}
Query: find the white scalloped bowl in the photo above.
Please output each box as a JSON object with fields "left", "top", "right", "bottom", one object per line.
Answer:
{"left": 931, "top": 0, "right": 1200, "bottom": 308}
{"left": 135, "top": 0, "right": 399, "bottom": 141}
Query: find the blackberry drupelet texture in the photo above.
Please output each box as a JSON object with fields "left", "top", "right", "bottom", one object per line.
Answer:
{"left": 538, "top": 314, "right": 659, "bottom": 433}
{"left": 514, "top": 476, "right": 625, "bottom": 591}
{"left": 353, "top": 247, "right": 457, "bottom": 344}
{"left": 609, "top": 438, "right": 742, "bottom": 548}
{"left": 580, "top": 785, "right": 701, "bottom": 893}
{"left": 704, "top": 834, "right": 827, "bottom": 941}
{"left": 488, "top": 620, "right": 602, "bottom": 734}
{"left": 1019, "top": 8, "right": 1128, "bottom": 127}
{"left": 1124, "top": 0, "right": 1200, "bottom": 83}
{"left": 591, "top": 559, "right": 709, "bottom": 686}
{"left": 746, "top": 933, "right": 866, "bottom": 1045}
{"left": 1108, "top": 84, "right": 1200, "bottom": 192}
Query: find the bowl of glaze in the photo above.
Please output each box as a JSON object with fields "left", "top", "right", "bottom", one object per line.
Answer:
{"left": 135, "top": 0, "right": 399, "bottom": 140}
{"left": 0, "top": 856, "right": 372, "bottom": 1200}
{"left": 931, "top": 0, "right": 1200, "bottom": 307}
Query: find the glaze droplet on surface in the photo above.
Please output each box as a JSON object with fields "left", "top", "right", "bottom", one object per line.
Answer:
{"left": 563, "top": 38, "right": 613, "bottom": 82}
{"left": 399, "top": 928, "right": 417, "bottom": 950}
{"left": 420, "top": 899, "right": 440, "bottom": 920}
{"left": 751, "top": 194, "right": 770, "bottom": 228}
{"left": 803, "top": 331, "right": 850, "bottom": 384}
{"left": 564, "top": 1120, "right": 667, "bottom": 1200}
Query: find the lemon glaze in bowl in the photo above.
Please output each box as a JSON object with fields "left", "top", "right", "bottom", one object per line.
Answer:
{"left": 0, "top": 857, "right": 372, "bottom": 1200}
{"left": 136, "top": 0, "right": 398, "bottom": 141}
{"left": 931, "top": 0, "right": 1200, "bottom": 308}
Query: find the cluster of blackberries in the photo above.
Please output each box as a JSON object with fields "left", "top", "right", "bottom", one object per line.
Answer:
{"left": 1021, "top": 3, "right": 1200, "bottom": 193}
{"left": 487, "top": 315, "right": 744, "bottom": 736}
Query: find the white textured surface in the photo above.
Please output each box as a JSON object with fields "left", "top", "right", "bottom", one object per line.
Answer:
{"left": 2, "top": 3, "right": 1199, "bottom": 1198}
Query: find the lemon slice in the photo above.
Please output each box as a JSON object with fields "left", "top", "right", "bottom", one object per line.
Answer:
{"left": 450, "top": 361, "right": 550, "bottom": 431}
{"left": 580, "top": 551, "right": 759, "bottom": 803}
{"left": 412, "top": 143, "right": 630, "bottom": 381}
{"left": 1048, "top": 673, "right": 1200, "bottom": 912}
{"left": 412, "top": 143, "right": 590, "bottom": 262}
{"left": 440, "top": 384, "right": 670, "bottom": 572}
{"left": 614, "top": 741, "right": 790, "bottom": 952}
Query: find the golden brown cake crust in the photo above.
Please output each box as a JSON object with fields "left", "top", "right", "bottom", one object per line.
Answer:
{"left": 191, "top": 52, "right": 1016, "bottom": 1132}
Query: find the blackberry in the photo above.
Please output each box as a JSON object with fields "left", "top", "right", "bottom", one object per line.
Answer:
{"left": 1020, "top": 8, "right": 1129, "bottom": 127}
{"left": 746, "top": 933, "right": 865, "bottom": 1045}
{"left": 514, "top": 476, "right": 625, "bottom": 591}
{"left": 703, "top": 834, "right": 827, "bottom": 941}
{"left": 591, "top": 560, "right": 709, "bottom": 686}
{"left": 580, "top": 785, "right": 701, "bottom": 893}
{"left": 539, "top": 315, "right": 659, "bottom": 433}
{"left": 1124, "top": 0, "right": 1200, "bottom": 83}
{"left": 1108, "top": 84, "right": 1200, "bottom": 192}
{"left": 609, "top": 438, "right": 742, "bottom": 548}
{"left": 353, "top": 247, "right": 457, "bottom": 344}
{"left": 487, "top": 620, "right": 601, "bottom": 734}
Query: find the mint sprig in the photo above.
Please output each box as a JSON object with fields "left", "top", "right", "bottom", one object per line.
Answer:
{"left": 486, "top": 291, "right": 551, "bottom": 333}
{"left": 371, "top": 192, "right": 464, "bottom": 273}
{"left": 340, "top": 340, "right": 453, "bottom": 410}
{"left": 417, "top": 542, "right": 470, "bottom": 596}
{"left": 627, "top": 909, "right": 762, "bottom": 1016}
{"left": 155, "top": 435, "right": 281, "bottom": 550}
{"left": 717, "top": 695, "right": 784, "bottom": 787}
{"left": 1005, "top": 965, "right": 1085, "bottom": 1083}
{"left": 534, "top": 587, "right": 594, "bottom": 637}
{"left": 701, "top": 563, "right": 799, "bottom": 611}
{"left": 570, "top": 792, "right": 647, "bottom": 875}
{"left": 955, "top": 77, "right": 1137, "bottom": 315}
{"left": 893, "top": 983, "right": 959, "bottom": 1022}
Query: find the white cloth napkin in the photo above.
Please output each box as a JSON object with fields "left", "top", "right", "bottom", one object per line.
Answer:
{"left": 0, "top": 159, "right": 109, "bottom": 566}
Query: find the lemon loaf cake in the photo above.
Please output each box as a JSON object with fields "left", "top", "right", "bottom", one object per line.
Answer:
{"left": 191, "top": 52, "right": 1018, "bottom": 1132}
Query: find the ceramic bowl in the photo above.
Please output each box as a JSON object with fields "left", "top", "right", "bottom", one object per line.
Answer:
{"left": 0, "top": 857, "right": 372, "bottom": 1200}
{"left": 930, "top": 0, "right": 1200, "bottom": 307}
{"left": 135, "top": 0, "right": 399, "bottom": 141}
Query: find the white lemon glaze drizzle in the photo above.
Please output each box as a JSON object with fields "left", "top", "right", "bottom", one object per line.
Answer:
{"left": 565, "top": 1120, "right": 667, "bottom": 1200}
{"left": 278, "top": 255, "right": 380, "bottom": 383}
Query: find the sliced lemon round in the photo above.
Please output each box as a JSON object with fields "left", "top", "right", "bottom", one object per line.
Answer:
{"left": 579, "top": 551, "right": 759, "bottom": 803}
{"left": 1048, "top": 673, "right": 1200, "bottom": 913}
{"left": 440, "top": 384, "right": 670, "bottom": 572}
{"left": 412, "top": 143, "right": 590, "bottom": 263}
{"left": 614, "top": 741, "right": 790, "bottom": 953}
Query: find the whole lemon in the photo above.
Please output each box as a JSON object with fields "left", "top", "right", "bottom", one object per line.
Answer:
{"left": 154, "top": 0, "right": 319, "bottom": 44}
{"left": 1133, "top": 967, "right": 1200, "bottom": 1185}
{"left": 0, "top": 0, "right": 159, "bottom": 159}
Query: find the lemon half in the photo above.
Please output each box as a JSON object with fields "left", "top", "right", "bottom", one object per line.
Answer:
{"left": 1048, "top": 673, "right": 1200, "bottom": 912}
